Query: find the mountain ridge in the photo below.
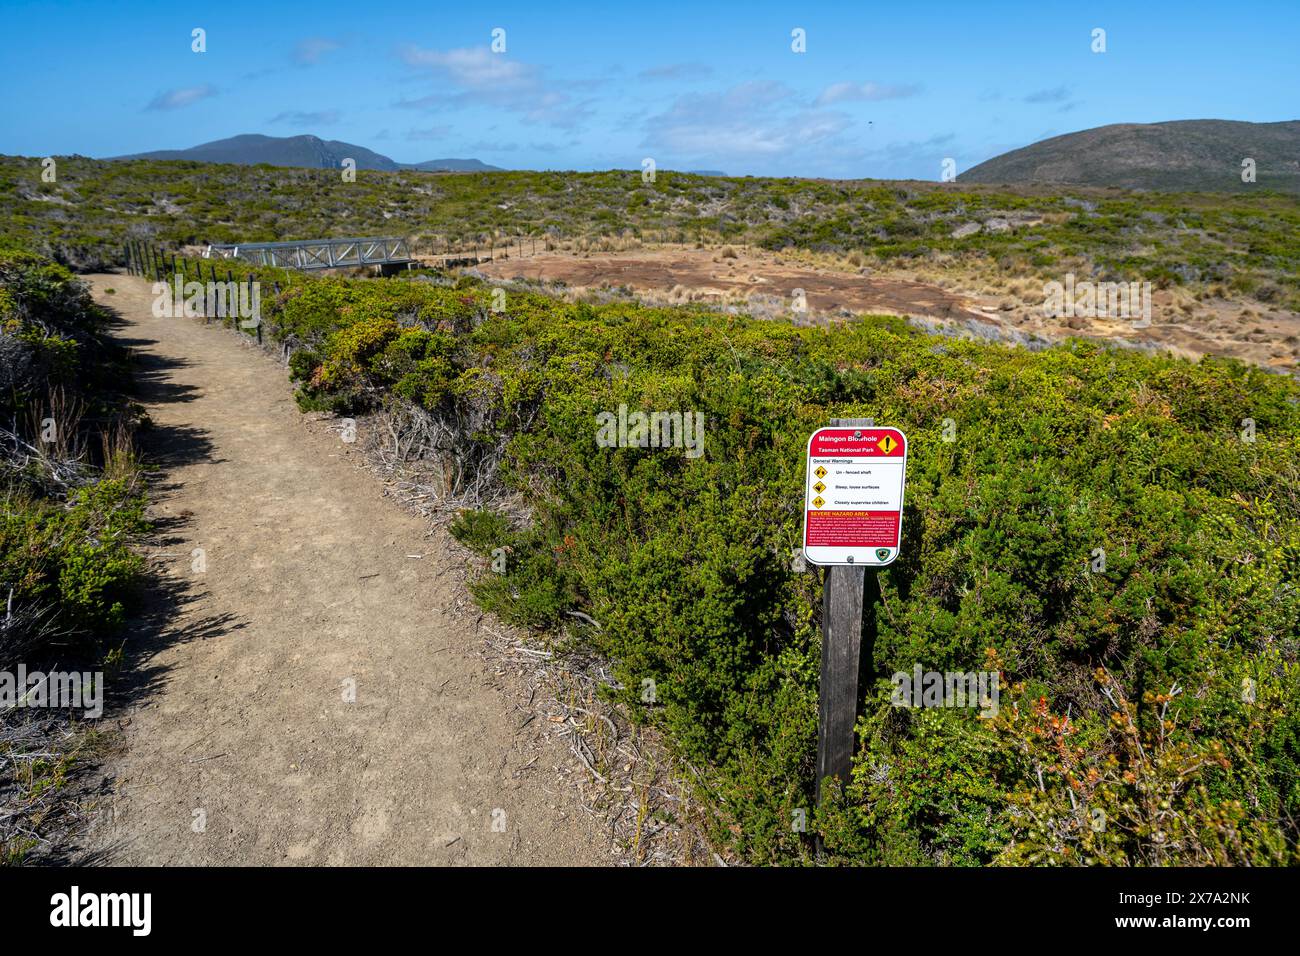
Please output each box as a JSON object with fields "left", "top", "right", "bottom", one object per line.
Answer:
{"left": 110, "top": 133, "right": 503, "bottom": 173}
{"left": 958, "top": 119, "right": 1300, "bottom": 193}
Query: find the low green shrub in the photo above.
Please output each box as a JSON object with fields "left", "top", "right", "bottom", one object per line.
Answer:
{"left": 2, "top": 479, "right": 146, "bottom": 648}
{"left": 0, "top": 248, "right": 146, "bottom": 663}
{"left": 193, "top": 263, "right": 1300, "bottom": 865}
{"left": 5, "top": 156, "right": 1299, "bottom": 309}
{"left": 1, "top": 247, "right": 147, "bottom": 865}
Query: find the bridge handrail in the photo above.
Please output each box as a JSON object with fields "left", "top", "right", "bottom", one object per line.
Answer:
{"left": 203, "top": 236, "right": 413, "bottom": 270}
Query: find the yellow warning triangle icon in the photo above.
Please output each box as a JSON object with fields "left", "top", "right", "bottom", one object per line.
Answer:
{"left": 878, "top": 434, "right": 898, "bottom": 454}
{"left": 813, "top": 481, "right": 826, "bottom": 494}
{"left": 812, "top": 496, "right": 825, "bottom": 509}
{"left": 814, "top": 466, "right": 827, "bottom": 479}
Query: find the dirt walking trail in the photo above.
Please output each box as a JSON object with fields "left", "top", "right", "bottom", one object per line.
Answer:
{"left": 81, "top": 274, "right": 611, "bottom": 866}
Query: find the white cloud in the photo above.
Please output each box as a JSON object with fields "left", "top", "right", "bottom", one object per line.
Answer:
{"left": 1024, "top": 85, "right": 1070, "bottom": 104}
{"left": 468, "top": 140, "right": 520, "bottom": 152}
{"left": 815, "top": 82, "right": 922, "bottom": 106}
{"left": 145, "top": 85, "right": 217, "bottom": 111}
{"left": 842, "top": 132, "right": 963, "bottom": 180}
{"left": 406, "top": 125, "right": 452, "bottom": 141}
{"left": 294, "top": 37, "right": 341, "bottom": 65}
{"left": 638, "top": 62, "right": 713, "bottom": 81}
{"left": 399, "top": 45, "right": 535, "bottom": 90}
{"left": 269, "top": 109, "right": 341, "bottom": 126}
{"left": 642, "top": 82, "right": 851, "bottom": 160}
{"left": 396, "top": 45, "right": 589, "bottom": 129}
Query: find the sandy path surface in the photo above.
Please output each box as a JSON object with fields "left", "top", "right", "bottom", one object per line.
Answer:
{"left": 81, "top": 274, "right": 612, "bottom": 866}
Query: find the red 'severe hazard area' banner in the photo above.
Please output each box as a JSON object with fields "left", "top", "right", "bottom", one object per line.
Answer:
{"left": 805, "top": 510, "right": 901, "bottom": 547}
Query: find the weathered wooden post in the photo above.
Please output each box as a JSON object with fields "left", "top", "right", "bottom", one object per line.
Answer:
{"left": 803, "top": 418, "right": 909, "bottom": 807}
{"left": 247, "top": 272, "right": 256, "bottom": 340}
{"left": 271, "top": 280, "right": 281, "bottom": 343}
{"left": 818, "top": 562, "right": 866, "bottom": 801}
{"left": 225, "top": 269, "right": 235, "bottom": 327}
{"left": 202, "top": 262, "right": 212, "bottom": 322}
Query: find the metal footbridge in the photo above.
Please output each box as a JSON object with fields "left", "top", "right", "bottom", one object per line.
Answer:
{"left": 204, "top": 237, "right": 414, "bottom": 273}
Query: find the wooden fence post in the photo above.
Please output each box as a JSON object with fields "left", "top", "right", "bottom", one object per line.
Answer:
{"left": 248, "top": 272, "right": 259, "bottom": 341}
{"left": 201, "top": 263, "right": 210, "bottom": 322}
{"left": 271, "top": 279, "right": 281, "bottom": 343}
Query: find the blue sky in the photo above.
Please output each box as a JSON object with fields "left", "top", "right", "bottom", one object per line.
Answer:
{"left": 1, "top": 0, "right": 1296, "bottom": 179}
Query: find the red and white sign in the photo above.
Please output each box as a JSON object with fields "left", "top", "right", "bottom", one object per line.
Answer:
{"left": 802, "top": 427, "right": 908, "bottom": 566}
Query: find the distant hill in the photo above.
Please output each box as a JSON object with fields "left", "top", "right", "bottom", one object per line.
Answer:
{"left": 114, "top": 134, "right": 399, "bottom": 170}
{"left": 404, "top": 158, "right": 501, "bottom": 172}
{"left": 111, "top": 133, "right": 503, "bottom": 173}
{"left": 958, "top": 119, "right": 1300, "bottom": 193}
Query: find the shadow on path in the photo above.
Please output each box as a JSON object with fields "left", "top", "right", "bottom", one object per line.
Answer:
{"left": 64, "top": 301, "right": 245, "bottom": 864}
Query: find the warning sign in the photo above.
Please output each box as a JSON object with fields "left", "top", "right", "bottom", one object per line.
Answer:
{"left": 802, "top": 426, "right": 908, "bottom": 566}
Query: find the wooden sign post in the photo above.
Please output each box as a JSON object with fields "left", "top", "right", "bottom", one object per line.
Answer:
{"left": 803, "top": 418, "right": 909, "bottom": 803}
{"left": 817, "top": 561, "right": 866, "bottom": 801}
